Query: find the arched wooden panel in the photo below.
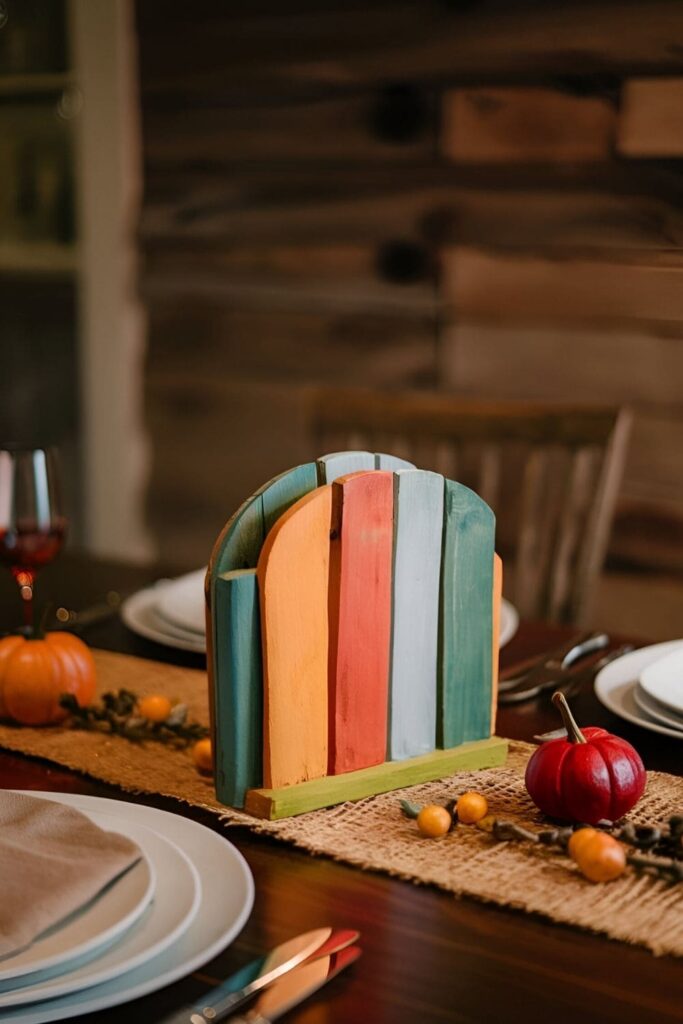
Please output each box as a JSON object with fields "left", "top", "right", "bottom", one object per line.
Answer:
{"left": 388, "top": 469, "right": 444, "bottom": 760}
{"left": 258, "top": 486, "right": 333, "bottom": 788}
{"left": 328, "top": 470, "right": 394, "bottom": 774}
{"left": 438, "top": 480, "right": 495, "bottom": 747}
{"left": 208, "top": 461, "right": 317, "bottom": 806}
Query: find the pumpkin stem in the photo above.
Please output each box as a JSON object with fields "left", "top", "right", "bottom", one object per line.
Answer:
{"left": 552, "top": 691, "right": 587, "bottom": 744}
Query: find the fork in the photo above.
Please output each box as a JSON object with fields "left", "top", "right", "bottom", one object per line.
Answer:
{"left": 498, "top": 632, "right": 609, "bottom": 704}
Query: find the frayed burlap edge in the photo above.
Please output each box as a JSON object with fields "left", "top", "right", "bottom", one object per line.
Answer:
{"left": 0, "top": 649, "right": 681, "bottom": 956}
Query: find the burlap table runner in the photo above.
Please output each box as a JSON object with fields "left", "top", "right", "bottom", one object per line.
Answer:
{"left": 0, "top": 649, "right": 681, "bottom": 956}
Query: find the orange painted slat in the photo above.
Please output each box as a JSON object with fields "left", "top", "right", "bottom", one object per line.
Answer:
{"left": 257, "top": 486, "right": 332, "bottom": 788}
{"left": 328, "top": 470, "right": 394, "bottom": 774}
{"left": 491, "top": 553, "right": 503, "bottom": 734}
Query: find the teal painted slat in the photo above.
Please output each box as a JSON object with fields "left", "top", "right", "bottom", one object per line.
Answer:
{"left": 388, "top": 469, "right": 444, "bottom": 760}
{"left": 317, "top": 451, "right": 375, "bottom": 484}
{"left": 213, "top": 570, "right": 262, "bottom": 808}
{"left": 375, "top": 453, "right": 415, "bottom": 471}
{"left": 209, "top": 462, "right": 317, "bottom": 807}
{"left": 261, "top": 463, "right": 318, "bottom": 536}
{"left": 438, "top": 480, "right": 495, "bottom": 748}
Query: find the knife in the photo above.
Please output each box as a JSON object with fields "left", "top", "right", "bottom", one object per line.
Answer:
{"left": 159, "top": 928, "right": 358, "bottom": 1024}
{"left": 226, "top": 946, "right": 362, "bottom": 1023}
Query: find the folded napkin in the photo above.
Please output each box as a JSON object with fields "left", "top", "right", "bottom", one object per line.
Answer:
{"left": 0, "top": 792, "right": 142, "bottom": 959}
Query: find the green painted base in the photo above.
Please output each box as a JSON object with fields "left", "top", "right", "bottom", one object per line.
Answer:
{"left": 244, "top": 735, "right": 508, "bottom": 819}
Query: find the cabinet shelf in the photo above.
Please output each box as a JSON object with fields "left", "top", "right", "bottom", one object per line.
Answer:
{"left": 0, "top": 242, "right": 77, "bottom": 276}
{"left": 0, "top": 73, "right": 74, "bottom": 97}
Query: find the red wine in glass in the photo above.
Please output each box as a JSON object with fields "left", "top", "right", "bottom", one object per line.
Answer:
{"left": 0, "top": 447, "right": 67, "bottom": 628}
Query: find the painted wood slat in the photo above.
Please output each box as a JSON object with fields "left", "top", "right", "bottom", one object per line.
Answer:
{"left": 213, "top": 569, "right": 261, "bottom": 808}
{"left": 491, "top": 554, "right": 503, "bottom": 735}
{"left": 388, "top": 469, "right": 445, "bottom": 761}
{"left": 260, "top": 463, "right": 319, "bottom": 536}
{"left": 258, "top": 486, "right": 332, "bottom": 788}
{"left": 208, "top": 462, "right": 318, "bottom": 806}
{"left": 328, "top": 471, "right": 394, "bottom": 775}
{"left": 438, "top": 480, "right": 495, "bottom": 748}
{"left": 317, "top": 451, "right": 375, "bottom": 484}
{"left": 375, "top": 453, "right": 415, "bottom": 471}
{"left": 245, "top": 736, "right": 509, "bottom": 820}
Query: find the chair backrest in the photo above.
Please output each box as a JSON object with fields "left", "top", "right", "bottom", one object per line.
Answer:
{"left": 305, "top": 388, "right": 632, "bottom": 625}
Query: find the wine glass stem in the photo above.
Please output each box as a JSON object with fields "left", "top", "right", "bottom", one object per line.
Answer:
{"left": 20, "top": 583, "right": 33, "bottom": 628}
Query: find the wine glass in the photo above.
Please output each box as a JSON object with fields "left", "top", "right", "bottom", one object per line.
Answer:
{"left": 0, "top": 446, "right": 67, "bottom": 628}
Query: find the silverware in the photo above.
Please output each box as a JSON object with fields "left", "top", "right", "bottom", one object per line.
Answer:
{"left": 226, "top": 946, "right": 361, "bottom": 1024}
{"left": 498, "top": 632, "right": 609, "bottom": 704}
{"left": 159, "top": 928, "right": 359, "bottom": 1024}
{"left": 531, "top": 644, "right": 635, "bottom": 741}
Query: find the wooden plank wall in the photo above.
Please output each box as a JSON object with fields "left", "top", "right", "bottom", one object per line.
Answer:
{"left": 136, "top": 0, "right": 683, "bottom": 570}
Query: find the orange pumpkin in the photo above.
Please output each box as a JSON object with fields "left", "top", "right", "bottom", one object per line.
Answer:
{"left": 0, "top": 632, "right": 97, "bottom": 726}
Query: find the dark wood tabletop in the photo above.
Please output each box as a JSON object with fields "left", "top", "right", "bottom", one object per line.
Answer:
{"left": 0, "top": 554, "right": 681, "bottom": 1024}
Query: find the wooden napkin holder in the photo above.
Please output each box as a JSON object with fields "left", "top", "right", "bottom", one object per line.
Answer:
{"left": 206, "top": 452, "right": 507, "bottom": 820}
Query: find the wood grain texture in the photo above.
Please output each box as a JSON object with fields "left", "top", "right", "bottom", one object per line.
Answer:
{"left": 388, "top": 469, "right": 444, "bottom": 760}
{"left": 328, "top": 470, "right": 393, "bottom": 774}
{"left": 442, "top": 248, "right": 683, "bottom": 325}
{"left": 245, "top": 736, "right": 508, "bottom": 820}
{"left": 213, "top": 569, "right": 262, "bottom": 808}
{"left": 257, "top": 486, "right": 332, "bottom": 788}
{"left": 491, "top": 553, "right": 502, "bottom": 735}
{"left": 317, "top": 451, "right": 375, "bottom": 484}
{"left": 618, "top": 77, "right": 683, "bottom": 157}
{"left": 442, "top": 87, "right": 614, "bottom": 164}
{"left": 438, "top": 480, "right": 495, "bottom": 748}
{"left": 139, "top": 1, "right": 683, "bottom": 90}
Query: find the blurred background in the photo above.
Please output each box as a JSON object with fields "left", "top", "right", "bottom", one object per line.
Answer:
{"left": 1, "top": 0, "right": 682, "bottom": 635}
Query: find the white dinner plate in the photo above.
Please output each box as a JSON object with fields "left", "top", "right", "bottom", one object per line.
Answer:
{"left": 120, "top": 586, "right": 205, "bottom": 653}
{"left": 0, "top": 816, "right": 155, "bottom": 983}
{"left": 1, "top": 792, "right": 254, "bottom": 1023}
{"left": 594, "top": 640, "right": 683, "bottom": 740}
{"left": 639, "top": 647, "right": 683, "bottom": 717}
{"left": 0, "top": 812, "right": 200, "bottom": 1006}
{"left": 123, "top": 574, "right": 520, "bottom": 653}
{"left": 155, "top": 568, "right": 207, "bottom": 635}
{"left": 633, "top": 684, "right": 683, "bottom": 733}
{"left": 499, "top": 599, "right": 519, "bottom": 648}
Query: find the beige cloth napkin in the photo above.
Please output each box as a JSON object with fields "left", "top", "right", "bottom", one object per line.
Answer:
{"left": 0, "top": 792, "right": 142, "bottom": 959}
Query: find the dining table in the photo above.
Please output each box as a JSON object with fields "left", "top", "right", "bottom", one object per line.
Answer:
{"left": 0, "top": 552, "right": 681, "bottom": 1024}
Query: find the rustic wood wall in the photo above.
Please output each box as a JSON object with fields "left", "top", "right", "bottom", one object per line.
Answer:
{"left": 136, "top": 0, "right": 683, "bottom": 571}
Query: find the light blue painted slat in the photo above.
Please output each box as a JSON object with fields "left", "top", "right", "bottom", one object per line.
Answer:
{"left": 213, "top": 569, "right": 262, "bottom": 808}
{"left": 375, "top": 453, "right": 415, "bottom": 471}
{"left": 388, "top": 469, "right": 444, "bottom": 760}
{"left": 438, "top": 480, "right": 495, "bottom": 748}
{"left": 317, "top": 451, "right": 375, "bottom": 484}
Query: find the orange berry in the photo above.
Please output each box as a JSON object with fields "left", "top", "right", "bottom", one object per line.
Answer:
{"left": 192, "top": 737, "right": 213, "bottom": 774}
{"left": 416, "top": 805, "right": 452, "bottom": 838}
{"left": 456, "top": 791, "right": 488, "bottom": 824}
{"left": 567, "top": 827, "right": 599, "bottom": 862}
{"left": 138, "top": 694, "right": 173, "bottom": 723}
{"left": 574, "top": 832, "right": 626, "bottom": 883}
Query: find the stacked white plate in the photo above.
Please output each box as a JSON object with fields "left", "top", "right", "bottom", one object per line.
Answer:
{"left": 121, "top": 568, "right": 520, "bottom": 653}
{"left": 0, "top": 793, "right": 254, "bottom": 1022}
{"left": 595, "top": 639, "right": 683, "bottom": 740}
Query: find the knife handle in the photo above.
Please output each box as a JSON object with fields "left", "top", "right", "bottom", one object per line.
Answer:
{"left": 157, "top": 988, "right": 251, "bottom": 1024}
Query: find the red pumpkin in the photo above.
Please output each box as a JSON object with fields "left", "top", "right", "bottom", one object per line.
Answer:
{"left": 525, "top": 692, "right": 646, "bottom": 825}
{"left": 0, "top": 632, "right": 97, "bottom": 726}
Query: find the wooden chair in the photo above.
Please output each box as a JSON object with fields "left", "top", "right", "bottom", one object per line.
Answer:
{"left": 304, "top": 388, "right": 632, "bottom": 625}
